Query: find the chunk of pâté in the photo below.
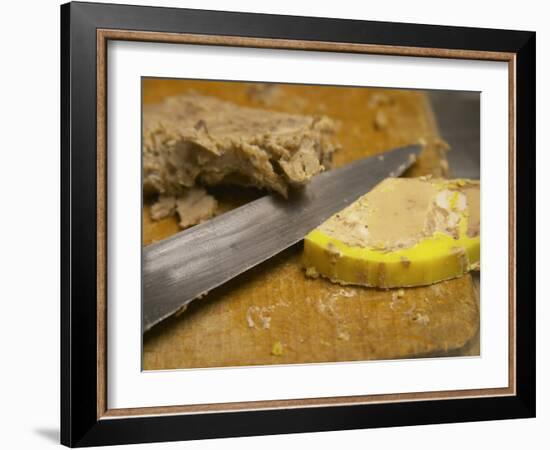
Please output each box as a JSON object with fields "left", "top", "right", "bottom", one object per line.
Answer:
{"left": 143, "top": 93, "right": 339, "bottom": 227}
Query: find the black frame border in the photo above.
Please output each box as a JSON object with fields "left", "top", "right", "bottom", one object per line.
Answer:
{"left": 61, "top": 1, "right": 535, "bottom": 447}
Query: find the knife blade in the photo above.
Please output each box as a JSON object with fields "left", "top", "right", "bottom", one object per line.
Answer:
{"left": 143, "top": 144, "right": 421, "bottom": 332}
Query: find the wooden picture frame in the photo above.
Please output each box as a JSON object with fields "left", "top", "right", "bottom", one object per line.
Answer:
{"left": 61, "top": 1, "right": 535, "bottom": 446}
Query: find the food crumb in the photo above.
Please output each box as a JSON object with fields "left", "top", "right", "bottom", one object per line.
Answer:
{"left": 246, "top": 305, "right": 274, "bottom": 329}
{"left": 367, "top": 92, "right": 394, "bottom": 108}
{"left": 246, "top": 311, "right": 255, "bottom": 328}
{"left": 246, "top": 83, "right": 281, "bottom": 106}
{"left": 305, "top": 266, "right": 320, "bottom": 278}
{"left": 337, "top": 330, "right": 350, "bottom": 341}
{"left": 412, "top": 313, "right": 430, "bottom": 325}
{"left": 374, "top": 110, "right": 388, "bottom": 130}
{"left": 397, "top": 288, "right": 405, "bottom": 298}
{"left": 262, "top": 316, "right": 272, "bottom": 329}
{"left": 271, "top": 341, "right": 284, "bottom": 356}
{"left": 336, "top": 288, "right": 357, "bottom": 298}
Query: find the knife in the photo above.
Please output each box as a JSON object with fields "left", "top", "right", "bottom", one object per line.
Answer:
{"left": 143, "top": 144, "right": 421, "bottom": 332}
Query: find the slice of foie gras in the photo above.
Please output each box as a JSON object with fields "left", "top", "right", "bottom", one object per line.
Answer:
{"left": 303, "top": 177, "right": 480, "bottom": 288}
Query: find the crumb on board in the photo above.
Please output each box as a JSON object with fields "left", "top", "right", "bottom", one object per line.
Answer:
{"left": 389, "top": 289, "right": 408, "bottom": 309}
{"left": 246, "top": 310, "right": 256, "bottom": 328}
{"left": 403, "top": 302, "right": 417, "bottom": 319}
{"left": 374, "top": 110, "right": 388, "bottom": 130}
{"left": 367, "top": 92, "right": 394, "bottom": 108}
{"left": 412, "top": 313, "right": 430, "bottom": 325}
{"left": 246, "top": 305, "right": 275, "bottom": 329}
{"left": 176, "top": 188, "right": 218, "bottom": 229}
{"left": 271, "top": 341, "right": 284, "bottom": 356}
{"left": 246, "top": 83, "right": 281, "bottom": 106}
{"left": 150, "top": 195, "right": 177, "bottom": 220}
{"left": 305, "top": 266, "right": 320, "bottom": 278}
{"left": 336, "top": 288, "right": 357, "bottom": 298}
{"left": 261, "top": 316, "right": 272, "bottom": 330}
{"left": 337, "top": 329, "right": 350, "bottom": 341}
{"left": 390, "top": 292, "right": 400, "bottom": 309}
{"left": 150, "top": 187, "right": 218, "bottom": 229}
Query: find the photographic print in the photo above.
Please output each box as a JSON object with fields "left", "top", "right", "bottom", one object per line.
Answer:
{"left": 61, "top": 3, "right": 535, "bottom": 445}
{"left": 141, "top": 79, "right": 481, "bottom": 370}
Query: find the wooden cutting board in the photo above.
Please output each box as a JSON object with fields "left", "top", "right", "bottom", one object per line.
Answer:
{"left": 142, "top": 79, "right": 480, "bottom": 370}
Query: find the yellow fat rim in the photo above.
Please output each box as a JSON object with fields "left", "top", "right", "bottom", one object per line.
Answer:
{"left": 303, "top": 229, "right": 479, "bottom": 288}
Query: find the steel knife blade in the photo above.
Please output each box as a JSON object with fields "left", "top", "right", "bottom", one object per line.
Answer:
{"left": 143, "top": 144, "right": 421, "bottom": 332}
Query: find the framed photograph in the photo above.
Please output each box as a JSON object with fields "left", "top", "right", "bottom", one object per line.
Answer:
{"left": 61, "top": 1, "right": 535, "bottom": 447}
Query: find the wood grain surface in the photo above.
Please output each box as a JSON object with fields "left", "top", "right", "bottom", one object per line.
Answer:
{"left": 142, "top": 79, "right": 479, "bottom": 370}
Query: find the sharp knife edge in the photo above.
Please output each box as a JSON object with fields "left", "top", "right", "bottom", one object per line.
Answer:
{"left": 143, "top": 145, "right": 421, "bottom": 332}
